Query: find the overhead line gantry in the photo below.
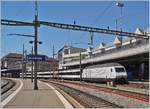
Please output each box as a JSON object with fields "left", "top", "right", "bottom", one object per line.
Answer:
{"left": 1, "top": 19, "right": 149, "bottom": 39}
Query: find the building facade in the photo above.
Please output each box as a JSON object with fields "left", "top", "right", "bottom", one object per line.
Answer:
{"left": 1, "top": 53, "right": 22, "bottom": 70}
{"left": 1, "top": 53, "right": 58, "bottom": 74}
{"left": 57, "top": 45, "right": 88, "bottom": 69}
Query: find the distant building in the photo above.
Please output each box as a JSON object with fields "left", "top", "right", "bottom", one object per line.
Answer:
{"left": 26, "top": 57, "right": 58, "bottom": 72}
{"left": 57, "top": 45, "right": 87, "bottom": 69}
{"left": 1, "top": 53, "right": 22, "bottom": 69}
{"left": 1, "top": 53, "right": 58, "bottom": 72}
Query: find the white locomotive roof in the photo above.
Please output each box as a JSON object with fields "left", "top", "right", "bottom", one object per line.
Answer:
{"left": 85, "top": 63, "right": 122, "bottom": 69}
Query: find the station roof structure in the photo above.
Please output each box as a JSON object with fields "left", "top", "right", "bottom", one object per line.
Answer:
{"left": 134, "top": 28, "right": 144, "bottom": 35}
{"left": 98, "top": 43, "right": 107, "bottom": 50}
{"left": 113, "top": 36, "right": 122, "bottom": 45}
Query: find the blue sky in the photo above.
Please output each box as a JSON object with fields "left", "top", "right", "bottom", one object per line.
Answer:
{"left": 1, "top": 1, "right": 149, "bottom": 57}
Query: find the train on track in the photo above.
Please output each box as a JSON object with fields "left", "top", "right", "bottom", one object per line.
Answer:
{"left": 82, "top": 63, "right": 127, "bottom": 83}
{"left": 37, "top": 63, "right": 128, "bottom": 83}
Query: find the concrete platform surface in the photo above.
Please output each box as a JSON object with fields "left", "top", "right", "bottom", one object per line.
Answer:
{"left": 3, "top": 79, "right": 73, "bottom": 108}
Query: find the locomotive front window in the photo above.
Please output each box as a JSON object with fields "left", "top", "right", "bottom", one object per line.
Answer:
{"left": 110, "top": 68, "right": 113, "bottom": 72}
{"left": 115, "top": 68, "right": 125, "bottom": 72}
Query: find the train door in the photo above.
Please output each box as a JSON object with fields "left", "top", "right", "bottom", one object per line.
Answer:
{"left": 109, "top": 67, "right": 116, "bottom": 79}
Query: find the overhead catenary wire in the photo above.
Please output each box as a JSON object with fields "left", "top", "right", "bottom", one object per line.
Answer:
{"left": 92, "top": 1, "right": 114, "bottom": 26}
{"left": 78, "top": 1, "right": 114, "bottom": 47}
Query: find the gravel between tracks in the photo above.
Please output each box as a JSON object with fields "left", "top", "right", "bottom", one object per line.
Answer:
{"left": 63, "top": 80, "right": 149, "bottom": 95}
{"left": 47, "top": 81, "right": 121, "bottom": 108}
{"left": 49, "top": 80, "right": 149, "bottom": 108}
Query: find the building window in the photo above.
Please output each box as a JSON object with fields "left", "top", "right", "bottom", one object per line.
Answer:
{"left": 64, "top": 49, "right": 69, "bottom": 55}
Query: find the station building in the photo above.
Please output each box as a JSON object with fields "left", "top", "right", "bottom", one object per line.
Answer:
{"left": 1, "top": 53, "right": 58, "bottom": 78}
{"left": 57, "top": 28, "right": 149, "bottom": 81}
{"left": 57, "top": 45, "right": 87, "bottom": 69}
{"left": 1, "top": 53, "right": 22, "bottom": 77}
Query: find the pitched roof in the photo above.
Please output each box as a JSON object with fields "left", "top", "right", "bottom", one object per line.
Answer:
{"left": 3, "top": 53, "right": 22, "bottom": 59}
{"left": 113, "top": 36, "right": 122, "bottom": 45}
{"left": 86, "top": 47, "right": 93, "bottom": 52}
{"left": 98, "top": 43, "right": 106, "bottom": 49}
{"left": 134, "top": 28, "right": 144, "bottom": 35}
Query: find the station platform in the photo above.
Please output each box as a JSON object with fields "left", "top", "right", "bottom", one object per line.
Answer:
{"left": 1, "top": 79, "right": 73, "bottom": 108}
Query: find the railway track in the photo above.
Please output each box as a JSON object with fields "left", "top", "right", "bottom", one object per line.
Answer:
{"left": 119, "top": 82, "right": 149, "bottom": 89}
{"left": 1, "top": 80, "right": 9, "bottom": 89}
{"left": 42, "top": 80, "right": 122, "bottom": 108}
{"left": 57, "top": 80, "right": 149, "bottom": 103}
{"left": 1, "top": 79, "right": 15, "bottom": 95}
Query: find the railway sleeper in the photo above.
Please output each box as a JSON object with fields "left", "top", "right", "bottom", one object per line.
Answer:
{"left": 46, "top": 81, "right": 122, "bottom": 108}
